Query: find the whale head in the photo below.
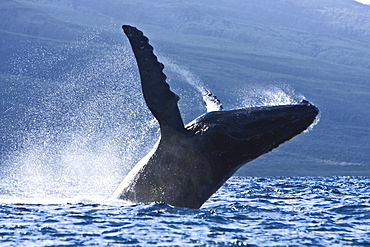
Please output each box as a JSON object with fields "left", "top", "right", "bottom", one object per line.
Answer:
{"left": 186, "top": 100, "right": 319, "bottom": 176}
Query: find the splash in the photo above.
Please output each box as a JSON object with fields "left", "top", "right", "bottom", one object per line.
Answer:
{"left": 158, "top": 57, "right": 222, "bottom": 113}
{"left": 236, "top": 83, "right": 306, "bottom": 108}
{"left": 354, "top": 0, "right": 370, "bottom": 5}
{"left": 1, "top": 28, "right": 159, "bottom": 200}
{"left": 202, "top": 92, "right": 223, "bottom": 112}
{"left": 2, "top": 29, "right": 218, "bottom": 202}
{"left": 305, "top": 110, "right": 321, "bottom": 133}
{"left": 234, "top": 83, "right": 320, "bottom": 133}
{"left": 159, "top": 56, "right": 207, "bottom": 95}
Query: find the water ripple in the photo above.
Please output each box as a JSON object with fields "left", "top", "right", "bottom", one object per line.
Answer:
{"left": 0, "top": 176, "right": 370, "bottom": 246}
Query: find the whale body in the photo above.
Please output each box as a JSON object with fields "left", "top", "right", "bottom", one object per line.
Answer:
{"left": 113, "top": 25, "right": 319, "bottom": 209}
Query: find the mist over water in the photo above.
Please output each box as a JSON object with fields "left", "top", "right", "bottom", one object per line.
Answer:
{"left": 161, "top": 56, "right": 307, "bottom": 114}
{"left": 235, "top": 83, "right": 306, "bottom": 108}
{"left": 1, "top": 30, "right": 160, "bottom": 200}
{"left": 160, "top": 56, "right": 207, "bottom": 94}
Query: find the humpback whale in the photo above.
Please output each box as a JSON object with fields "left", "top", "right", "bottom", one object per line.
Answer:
{"left": 113, "top": 25, "right": 319, "bottom": 209}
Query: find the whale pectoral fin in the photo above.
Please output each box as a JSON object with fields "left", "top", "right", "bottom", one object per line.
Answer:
{"left": 122, "top": 25, "right": 185, "bottom": 133}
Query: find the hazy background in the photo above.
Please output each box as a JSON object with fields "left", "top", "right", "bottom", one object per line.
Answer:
{"left": 1, "top": 0, "right": 369, "bottom": 183}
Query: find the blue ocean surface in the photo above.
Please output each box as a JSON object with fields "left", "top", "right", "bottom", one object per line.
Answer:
{"left": 1, "top": 176, "right": 369, "bottom": 246}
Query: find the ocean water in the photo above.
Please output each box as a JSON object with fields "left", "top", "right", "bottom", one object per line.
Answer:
{"left": 1, "top": 176, "right": 369, "bottom": 246}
